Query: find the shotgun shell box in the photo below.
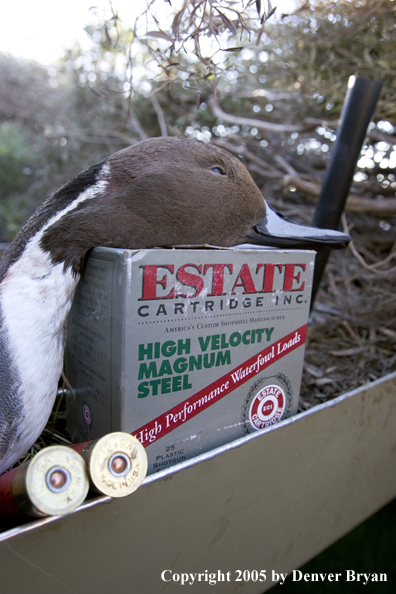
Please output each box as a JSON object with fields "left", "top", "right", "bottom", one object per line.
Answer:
{"left": 65, "top": 246, "right": 315, "bottom": 475}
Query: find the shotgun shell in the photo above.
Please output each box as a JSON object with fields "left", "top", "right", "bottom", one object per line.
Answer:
{"left": 73, "top": 432, "right": 147, "bottom": 498}
{"left": 0, "top": 446, "right": 89, "bottom": 517}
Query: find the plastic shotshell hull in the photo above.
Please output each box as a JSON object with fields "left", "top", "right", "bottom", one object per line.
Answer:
{"left": 0, "top": 465, "right": 25, "bottom": 516}
{"left": 0, "top": 446, "right": 90, "bottom": 517}
{"left": 71, "top": 432, "right": 148, "bottom": 498}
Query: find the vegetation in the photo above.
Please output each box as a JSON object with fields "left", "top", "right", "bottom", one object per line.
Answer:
{"left": 0, "top": 0, "right": 395, "bottom": 241}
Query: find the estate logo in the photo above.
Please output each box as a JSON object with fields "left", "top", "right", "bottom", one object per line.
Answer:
{"left": 139, "top": 262, "right": 307, "bottom": 300}
{"left": 248, "top": 384, "right": 286, "bottom": 430}
{"left": 241, "top": 373, "right": 293, "bottom": 434}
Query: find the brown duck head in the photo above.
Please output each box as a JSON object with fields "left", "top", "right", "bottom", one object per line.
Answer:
{"left": 35, "top": 137, "right": 349, "bottom": 275}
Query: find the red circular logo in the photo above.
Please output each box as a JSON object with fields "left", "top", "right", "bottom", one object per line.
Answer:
{"left": 249, "top": 384, "right": 286, "bottom": 430}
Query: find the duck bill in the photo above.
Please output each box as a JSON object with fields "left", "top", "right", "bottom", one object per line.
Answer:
{"left": 248, "top": 202, "right": 350, "bottom": 250}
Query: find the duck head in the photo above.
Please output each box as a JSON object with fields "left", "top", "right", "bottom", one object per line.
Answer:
{"left": 36, "top": 137, "right": 349, "bottom": 275}
{"left": 0, "top": 136, "right": 349, "bottom": 475}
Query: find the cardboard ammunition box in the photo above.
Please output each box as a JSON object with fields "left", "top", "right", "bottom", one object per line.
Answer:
{"left": 65, "top": 246, "right": 315, "bottom": 474}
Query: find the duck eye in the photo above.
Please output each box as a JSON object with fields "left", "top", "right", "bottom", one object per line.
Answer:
{"left": 212, "top": 167, "right": 225, "bottom": 175}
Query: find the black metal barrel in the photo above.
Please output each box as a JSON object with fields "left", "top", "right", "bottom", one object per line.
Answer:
{"left": 311, "top": 76, "right": 382, "bottom": 304}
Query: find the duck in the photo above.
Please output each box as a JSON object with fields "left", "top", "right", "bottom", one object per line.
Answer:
{"left": 0, "top": 136, "right": 349, "bottom": 474}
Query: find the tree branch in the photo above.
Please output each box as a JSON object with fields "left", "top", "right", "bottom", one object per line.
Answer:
{"left": 208, "top": 96, "right": 340, "bottom": 134}
{"left": 283, "top": 175, "right": 396, "bottom": 216}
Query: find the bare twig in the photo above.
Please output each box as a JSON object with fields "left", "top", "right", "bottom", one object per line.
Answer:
{"left": 151, "top": 93, "right": 168, "bottom": 136}
{"left": 342, "top": 213, "right": 396, "bottom": 274}
{"left": 209, "top": 96, "right": 309, "bottom": 133}
{"left": 208, "top": 96, "right": 340, "bottom": 134}
{"left": 283, "top": 175, "right": 396, "bottom": 216}
{"left": 211, "top": 137, "right": 279, "bottom": 171}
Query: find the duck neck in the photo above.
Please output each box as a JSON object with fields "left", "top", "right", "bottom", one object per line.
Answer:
{"left": 0, "top": 161, "right": 109, "bottom": 472}
{"left": 0, "top": 240, "right": 79, "bottom": 472}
